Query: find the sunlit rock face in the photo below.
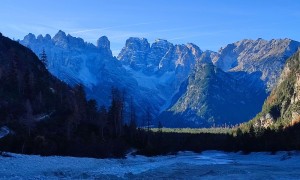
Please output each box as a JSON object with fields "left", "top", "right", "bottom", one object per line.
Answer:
{"left": 213, "top": 38, "right": 300, "bottom": 90}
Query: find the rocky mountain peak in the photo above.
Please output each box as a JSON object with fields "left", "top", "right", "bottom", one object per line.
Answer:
{"left": 153, "top": 39, "right": 172, "bottom": 47}
{"left": 125, "top": 37, "right": 149, "bottom": 48}
{"left": 53, "top": 30, "right": 67, "bottom": 41}
{"left": 36, "top": 34, "right": 52, "bottom": 44}
{"left": 45, "top": 34, "right": 51, "bottom": 40}
{"left": 37, "top": 34, "right": 43, "bottom": 41}
{"left": 117, "top": 37, "right": 150, "bottom": 69}
{"left": 97, "top": 36, "right": 112, "bottom": 56}
{"left": 145, "top": 39, "right": 174, "bottom": 72}
{"left": 52, "top": 30, "right": 68, "bottom": 48}
{"left": 51, "top": 31, "right": 88, "bottom": 49}
{"left": 97, "top": 36, "right": 110, "bottom": 49}
{"left": 186, "top": 43, "right": 202, "bottom": 57}
{"left": 23, "top": 33, "right": 36, "bottom": 43}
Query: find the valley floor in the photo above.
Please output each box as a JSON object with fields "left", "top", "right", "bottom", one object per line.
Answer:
{"left": 0, "top": 151, "right": 300, "bottom": 179}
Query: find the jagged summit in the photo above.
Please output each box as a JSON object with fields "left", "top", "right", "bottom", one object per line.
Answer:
{"left": 186, "top": 43, "right": 203, "bottom": 57}
{"left": 53, "top": 30, "right": 67, "bottom": 40}
{"left": 97, "top": 36, "right": 112, "bottom": 56}
{"left": 118, "top": 36, "right": 203, "bottom": 74}
{"left": 23, "top": 33, "right": 36, "bottom": 42}
{"left": 117, "top": 37, "right": 150, "bottom": 69}
{"left": 37, "top": 34, "right": 51, "bottom": 41}
{"left": 154, "top": 38, "right": 171, "bottom": 45}
{"left": 97, "top": 36, "right": 110, "bottom": 48}
{"left": 124, "top": 37, "right": 150, "bottom": 50}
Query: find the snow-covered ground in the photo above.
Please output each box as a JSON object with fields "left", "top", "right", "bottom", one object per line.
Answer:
{"left": 1, "top": 151, "right": 300, "bottom": 179}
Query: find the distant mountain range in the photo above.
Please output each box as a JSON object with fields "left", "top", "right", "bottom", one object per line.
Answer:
{"left": 19, "top": 31, "right": 300, "bottom": 127}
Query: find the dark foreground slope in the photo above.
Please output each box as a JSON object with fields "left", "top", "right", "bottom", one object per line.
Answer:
{"left": 0, "top": 33, "right": 129, "bottom": 158}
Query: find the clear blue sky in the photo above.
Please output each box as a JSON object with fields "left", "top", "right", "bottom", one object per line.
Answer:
{"left": 1, "top": 0, "right": 300, "bottom": 55}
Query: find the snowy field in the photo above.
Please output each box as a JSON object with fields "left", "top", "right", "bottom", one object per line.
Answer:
{"left": 1, "top": 151, "right": 300, "bottom": 179}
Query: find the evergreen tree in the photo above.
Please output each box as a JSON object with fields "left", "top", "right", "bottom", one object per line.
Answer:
{"left": 40, "top": 48, "right": 47, "bottom": 67}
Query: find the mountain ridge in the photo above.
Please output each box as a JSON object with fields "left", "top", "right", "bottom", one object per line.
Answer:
{"left": 213, "top": 38, "right": 300, "bottom": 90}
{"left": 19, "top": 31, "right": 300, "bottom": 127}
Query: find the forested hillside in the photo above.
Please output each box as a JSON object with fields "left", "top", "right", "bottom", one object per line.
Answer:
{"left": 0, "top": 33, "right": 134, "bottom": 158}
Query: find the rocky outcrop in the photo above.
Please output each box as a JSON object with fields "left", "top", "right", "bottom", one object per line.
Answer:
{"left": 251, "top": 50, "right": 300, "bottom": 128}
{"left": 97, "top": 36, "right": 112, "bottom": 56}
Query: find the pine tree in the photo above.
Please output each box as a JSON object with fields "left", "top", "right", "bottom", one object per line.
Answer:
{"left": 40, "top": 49, "right": 47, "bottom": 67}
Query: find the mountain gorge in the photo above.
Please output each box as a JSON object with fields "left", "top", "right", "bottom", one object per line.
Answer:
{"left": 19, "top": 31, "right": 300, "bottom": 127}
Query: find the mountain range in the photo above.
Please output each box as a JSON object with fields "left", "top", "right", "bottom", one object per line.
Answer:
{"left": 19, "top": 31, "right": 300, "bottom": 127}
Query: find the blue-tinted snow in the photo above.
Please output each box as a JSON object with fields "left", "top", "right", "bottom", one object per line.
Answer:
{"left": 1, "top": 151, "right": 300, "bottom": 179}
